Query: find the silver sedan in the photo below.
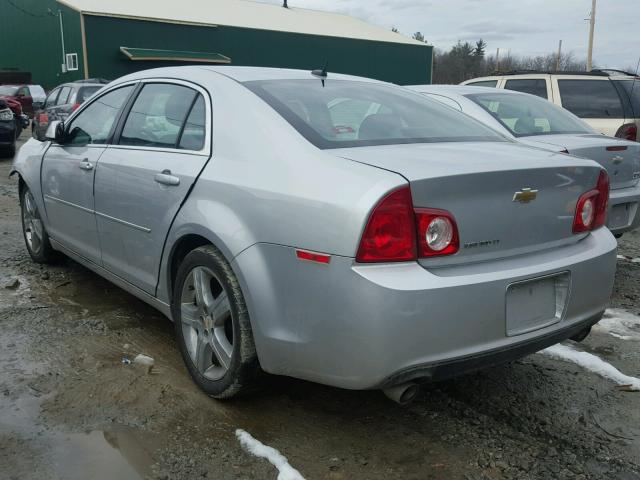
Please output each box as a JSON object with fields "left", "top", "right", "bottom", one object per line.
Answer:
{"left": 12, "top": 67, "right": 616, "bottom": 402}
{"left": 408, "top": 85, "right": 640, "bottom": 237}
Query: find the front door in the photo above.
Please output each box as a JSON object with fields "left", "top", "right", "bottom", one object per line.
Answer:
{"left": 94, "top": 82, "right": 210, "bottom": 294}
{"left": 41, "top": 85, "right": 135, "bottom": 264}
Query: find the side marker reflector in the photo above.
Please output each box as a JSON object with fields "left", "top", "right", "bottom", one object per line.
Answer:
{"left": 296, "top": 249, "right": 331, "bottom": 264}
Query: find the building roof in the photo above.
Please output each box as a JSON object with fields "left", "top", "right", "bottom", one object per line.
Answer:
{"left": 57, "top": 0, "right": 425, "bottom": 46}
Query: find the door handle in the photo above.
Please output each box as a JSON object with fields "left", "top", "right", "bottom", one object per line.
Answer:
{"left": 79, "top": 159, "right": 93, "bottom": 171}
{"left": 154, "top": 169, "right": 180, "bottom": 186}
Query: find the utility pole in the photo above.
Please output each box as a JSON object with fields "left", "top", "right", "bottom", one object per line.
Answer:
{"left": 496, "top": 48, "right": 500, "bottom": 71}
{"left": 586, "top": 0, "right": 596, "bottom": 71}
{"left": 556, "top": 40, "right": 563, "bottom": 71}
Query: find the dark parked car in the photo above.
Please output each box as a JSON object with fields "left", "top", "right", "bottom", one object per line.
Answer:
{"left": 0, "top": 98, "right": 17, "bottom": 157}
{"left": 0, "top": 84, "right": 46, "bottom": 118}
{"left": 32, "top": 79, "right": 108, "bottom": 141}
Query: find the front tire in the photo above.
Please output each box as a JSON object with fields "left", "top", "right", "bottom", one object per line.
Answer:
{"left": 172, "top": 245, "right": 262, "bottom": 399}
{"left": 20, "top": 186, "right": 58, "bottom": 263}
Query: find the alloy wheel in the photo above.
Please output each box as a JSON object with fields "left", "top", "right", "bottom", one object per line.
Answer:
{"left": 180, "top": 266, "right": 234, "bottom": 380}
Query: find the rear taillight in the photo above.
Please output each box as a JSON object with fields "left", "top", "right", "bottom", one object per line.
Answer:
{"left": 71, "top": 103, "right": 81, "bottom": 112}
{"left": 615, "top": 123, "right": 638, "bottom": 141}
{"left": 356, "top": 187, "right": 417, "bottom": 263}
{"left": 38, "top": 113, "right": 48, "bottom": 125}
{"left": 573, "top": 170, "right": 609, "bottom": 233}
{"left": 356, "top": 186, "right": 459, "bottom": 263}
{"left": 415, "top": 209, "right": 459, "bottom": 257}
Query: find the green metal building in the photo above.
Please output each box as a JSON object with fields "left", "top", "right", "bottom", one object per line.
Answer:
{"left": 0, "top": 0, "right": 433, "bottom": 90}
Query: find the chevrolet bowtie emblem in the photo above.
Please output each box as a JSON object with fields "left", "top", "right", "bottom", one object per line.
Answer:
{"left": 513, "top": 188, "right": 538, "bottom": 203}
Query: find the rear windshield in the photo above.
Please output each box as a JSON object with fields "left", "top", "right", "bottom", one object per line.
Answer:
{"left": 613, "top": 80, "right": 640, "bottom": 118}
{"left": 0, "top": 85, "right": 19, "bottom": 96}
{"left": 77, "top": 86, "right": 102, "bottom": 103}
{"left": 467, "top": 92, "right": 592, "bottom": 137}
{"left": 244, "top": 79, "right": 506, "bottom": 149}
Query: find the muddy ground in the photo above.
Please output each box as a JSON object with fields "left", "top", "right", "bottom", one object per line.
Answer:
{"left": 1, "top": 132, "right": 639, "bottom": 480}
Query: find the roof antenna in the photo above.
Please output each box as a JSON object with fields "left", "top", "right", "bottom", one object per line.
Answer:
{"left": 283, "top": 0, "right": 288, "bottom": 8}
{"left": 311, "top": 61, "right": 328, "bottom": 87}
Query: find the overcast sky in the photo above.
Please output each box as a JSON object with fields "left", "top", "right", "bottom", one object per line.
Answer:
{"left": 256, "top": 0, "right": 640, "bottom": 70}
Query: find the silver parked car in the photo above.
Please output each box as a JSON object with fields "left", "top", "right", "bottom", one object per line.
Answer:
{"left": 408, "top": 85, "right": 640, "bottom": 237}
{"left": 12, "top": 67, "right": 616, "bottom": 402}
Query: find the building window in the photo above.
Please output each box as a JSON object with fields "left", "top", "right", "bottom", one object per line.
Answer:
{"left": 66, "top": 53, "right": 79, "bottom": 71}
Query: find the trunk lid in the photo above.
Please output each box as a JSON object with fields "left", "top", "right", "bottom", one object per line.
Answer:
{"left": 333, "top": 142, "right": 604, "bottom": 266}
{"left": 519, "top": 134, "right": 640, "bottom": 190}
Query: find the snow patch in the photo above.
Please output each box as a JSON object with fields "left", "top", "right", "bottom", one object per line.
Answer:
{"left": 540, "top": 343, "right": 640, "bottom": 391}
{"left": 236, "top": 429, "right": 305, "bottom": 480}
{"left": 593, "top": 309, "right": 640, "bottom": 341}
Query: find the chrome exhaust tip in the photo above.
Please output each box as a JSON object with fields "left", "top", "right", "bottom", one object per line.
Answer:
{"left": 383, "top": 382, "right": 420, "bottom": 405}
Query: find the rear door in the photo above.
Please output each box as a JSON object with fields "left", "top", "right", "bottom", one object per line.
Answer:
{"left": 553, "top": 77, "right": 626, "bottom": 137}
{"left": 94, "top": 80, "right": 211, "bottom": 294}
{"left": 41, "top": 84, "right": 135, "bottom": 264}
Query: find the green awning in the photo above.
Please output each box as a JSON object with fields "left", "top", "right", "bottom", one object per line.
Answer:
{"left": 120, "top": 47, "right": 231, "bottom": 64}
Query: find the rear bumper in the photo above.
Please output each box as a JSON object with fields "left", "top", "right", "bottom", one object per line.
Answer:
{"left": 381, "top": 311, "right": 602, "bottom": 387}
{"left": 233, "top": 228, "right": 617, "bottom": 390}
{"left": 608, "top": 184, "right": 640, "bottom": 234}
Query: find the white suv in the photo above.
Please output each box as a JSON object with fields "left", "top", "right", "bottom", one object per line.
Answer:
{"left": 461, "top": 70, "right": 640, "bottom": 141}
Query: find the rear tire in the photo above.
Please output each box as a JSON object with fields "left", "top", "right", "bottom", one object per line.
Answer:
{"left": 172, "top": 245, "right": 262, "bottom": 399}
{"left": 20, "top": 186, "right": 58, "bottom": 263}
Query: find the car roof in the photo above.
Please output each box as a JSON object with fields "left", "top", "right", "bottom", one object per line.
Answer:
{"left": 408, "top": 84, "right": 529, "bottom": 97}
{"left": 113, "top": 65, "right": 385, "bottom": 85}
{"left": 59, "top": 82, "right": 106, "bottom": 88}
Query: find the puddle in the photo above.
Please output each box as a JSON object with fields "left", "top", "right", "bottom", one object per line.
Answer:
{"left": 49, "top": 426, "right": 155, "bottom": 480}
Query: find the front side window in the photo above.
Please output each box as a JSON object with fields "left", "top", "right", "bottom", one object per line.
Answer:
{"left": 120, "top": 83, "right": 198, "bottom": 149}
{"left": 467, "top": 80, "right": 498, "bottom": 88}
{"left": 66, "top": 85, "right": 134, "bottom": 145}
{"left": 557, "top": 79, "right": 624, "bottom": 118}
{"left": 468, "top": 92, "right": 592, "bottom": 137}
{"left": 245, "top": 79, "right": 505, "bottom": 149}
{"left": 504, "top": 79, "right": 548, "bottom": 98}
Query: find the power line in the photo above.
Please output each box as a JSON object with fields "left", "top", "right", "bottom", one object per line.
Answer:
{"left": 2, "top": 0, "right": 53, "bottom": 18}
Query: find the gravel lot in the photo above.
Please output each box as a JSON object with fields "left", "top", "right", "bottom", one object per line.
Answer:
{"left": 1, "top": 133, "right": 639, "bottom": 480}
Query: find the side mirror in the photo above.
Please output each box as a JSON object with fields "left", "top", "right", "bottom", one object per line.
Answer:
{"left": 45, "top": 120, "right": 65, "bottom": 143}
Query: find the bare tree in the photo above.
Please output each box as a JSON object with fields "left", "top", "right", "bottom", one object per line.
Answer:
{"left": 432, "top": 41, "right": 588, "bottom": 84}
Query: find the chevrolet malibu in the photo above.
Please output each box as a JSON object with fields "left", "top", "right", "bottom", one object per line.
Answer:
{"left": 408, "top": 85, "right": 640, "bottom": 237}
{"left": 11, "top": 67, "right": 617, "bottom": 403}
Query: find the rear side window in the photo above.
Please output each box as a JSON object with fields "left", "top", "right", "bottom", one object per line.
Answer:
{"left": 504, "top": 79, "right": 548, "bottom": 98}
{"left": 56, "top": 87, "right": 72, "bottom": 106}
{"left": 45, "top": 89, "right": 60, "bottom": 108}
{"left": 178, "top": 94, "right": 206, "bottom": 150}
{"left": 120, "top": 83, "right": 197, "bottom": 149}
{"left": 613, "top": 80, "right": 640, "bottom": 118}
{"left": 66, "top": 85, "right": 134, "bottom": 145}
{"left": 467, "top": 80, "right": 498, "bottom": 88}
{"left": 77, "top": 86, "right": 101, "bottom": 103}
{"left": 557, "top": 80, "right": 624, "bottom": 118}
